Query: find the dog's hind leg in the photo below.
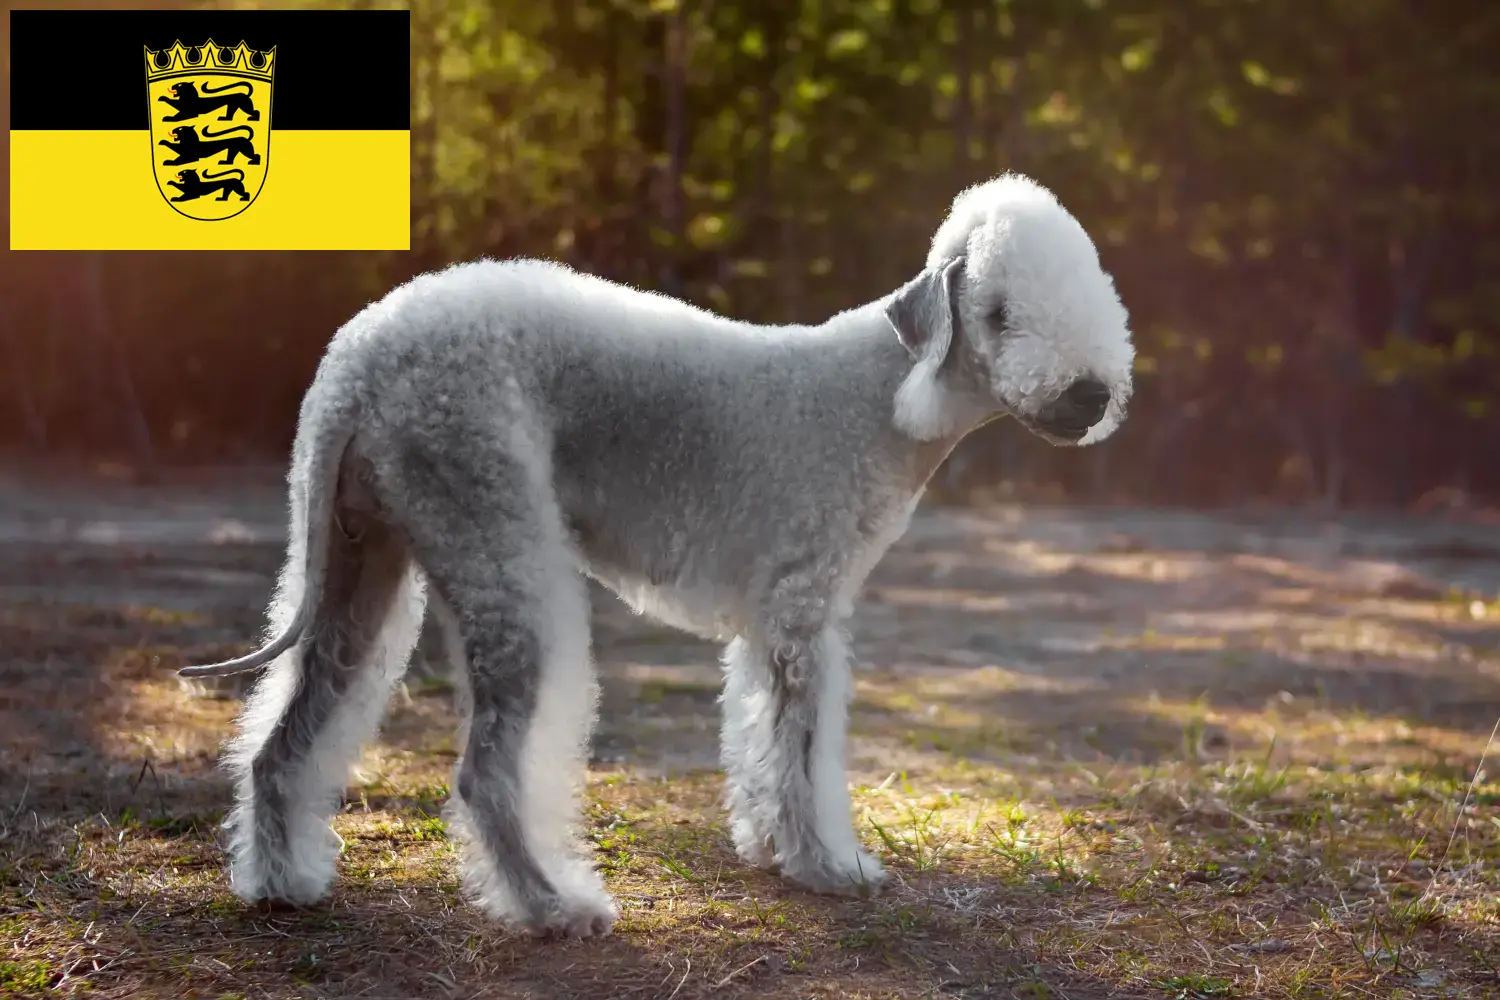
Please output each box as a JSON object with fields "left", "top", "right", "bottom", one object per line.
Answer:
{"left": 383, "top": 432, "right": 614, "bottom": 937}
{"left": 224, "top": 457, "right": 425, "bottom": 907}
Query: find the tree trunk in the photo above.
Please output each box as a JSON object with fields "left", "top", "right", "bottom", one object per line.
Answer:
{"left": 410, "top": 0, "right": 438, "bottom": 268}
{"left": 952, "top": 0, "right": 973, "bottom": 173}
{"left": 751, "top": 5, "right": 786, "bottom": 321}
{"left": 594, "top": 4, "right": 622, "bottom": 277}
{"left": 636, "top": 13, "right": 668, "bottom": 290}
{"left": 661, "top": 2, "right": 689, "bottom": 298}
{"left": 83, "top": 253, "right": 156, "bottom": 472}
{"left": 0, "top": 301, "right": 48, "bottom": 447}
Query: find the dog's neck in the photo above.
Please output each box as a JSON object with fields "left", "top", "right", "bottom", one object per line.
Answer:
{"left": 809, "top": 298, "right": 1004, "bottom": 492}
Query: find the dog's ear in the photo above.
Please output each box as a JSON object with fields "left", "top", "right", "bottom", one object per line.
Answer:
{"left": 885, "top": 255, "right": 965, "bottom": 369}
{"left": 887, "top": 256, "right": 968, "bottom": 442}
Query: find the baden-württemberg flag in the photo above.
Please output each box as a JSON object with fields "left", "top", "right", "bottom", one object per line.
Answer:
{"left": 10, "top": 8, "right": 410, "bottom": 250}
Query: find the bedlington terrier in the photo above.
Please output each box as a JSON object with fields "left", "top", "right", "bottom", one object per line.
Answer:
{"left": 180, "top": 172, "right": 1134, "bottom": 938}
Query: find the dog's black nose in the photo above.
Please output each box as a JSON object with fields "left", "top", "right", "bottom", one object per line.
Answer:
{"left": 1062, "top": 378, "right": 1110, "bottom": 424}
{"left": 1039, "top": 378, "right": 1110, "bottom": 438}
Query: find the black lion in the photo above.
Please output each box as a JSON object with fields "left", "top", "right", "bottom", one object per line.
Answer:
{"left": 159, "top": 124, "right": 260, "bottom": 167}
{"left": 158, "top": 80, "right": 260, "bottom": 123}
{"left": 166, "top": 167, "right": 251, "bottom": 203}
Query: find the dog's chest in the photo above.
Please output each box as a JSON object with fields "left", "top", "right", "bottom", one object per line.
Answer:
{"left": 834, "top": 490, "right": 924, "bottom": 616}
{"left": 564, "top": 502, "right": 741, "bottom": 641}
{"left": 586, "top": 564, "right": 743, "bottom": 642}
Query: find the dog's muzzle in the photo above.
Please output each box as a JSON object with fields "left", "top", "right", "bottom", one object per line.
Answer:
{"left": 1034, "top": 377, "right": 1111, "bottom": 441}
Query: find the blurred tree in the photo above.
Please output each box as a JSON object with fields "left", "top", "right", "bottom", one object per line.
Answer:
{"left": 4, "top": 0, "right": 1497, "bottom": 509}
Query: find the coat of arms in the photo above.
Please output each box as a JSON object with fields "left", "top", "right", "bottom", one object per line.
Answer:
{"left": 145, "top": 39, "right": 275, "bottom": 220}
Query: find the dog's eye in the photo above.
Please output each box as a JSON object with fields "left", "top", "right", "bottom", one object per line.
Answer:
{"left": 986, "top": 302, "right": 1009, "bottom": 329}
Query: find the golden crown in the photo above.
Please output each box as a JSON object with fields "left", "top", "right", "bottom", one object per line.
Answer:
{"left": 144, "top": 39, "right": 276, "bottom": 82}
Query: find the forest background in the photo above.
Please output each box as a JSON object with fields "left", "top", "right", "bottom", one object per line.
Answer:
{"left": 3, "top": 0, "right": 1497, "bottom": 509}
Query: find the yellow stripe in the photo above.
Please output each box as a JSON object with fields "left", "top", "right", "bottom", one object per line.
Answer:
{"left": 10, "top": 130, "right": 410, "bottom": 250}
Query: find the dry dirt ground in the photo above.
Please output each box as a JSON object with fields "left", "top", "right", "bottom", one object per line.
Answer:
{"left": 2, "top": 466, "right": 1498, "bottom": 999}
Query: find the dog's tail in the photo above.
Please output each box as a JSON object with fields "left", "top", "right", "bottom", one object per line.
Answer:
{"left": 177, "top": 412, "right": 354, "bottom": 678}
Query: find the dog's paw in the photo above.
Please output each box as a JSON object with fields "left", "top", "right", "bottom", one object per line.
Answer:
{"left": 780, "top": 847, "right": 887, "bottom": 898}
{"left": 729, "top": 817, "right": 777, "bottom": 870}
{"left": 226, "top": 822, "right": 340, "bottom": 908}
{"left": 529, "top": 891, "right": 619, "bottom": 939}
{"left": 228, "top": 857, "right": 335, "bottom": 908}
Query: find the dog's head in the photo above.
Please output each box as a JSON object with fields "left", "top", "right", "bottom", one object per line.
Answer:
{"left": 885, "top": 173, "right": 1134, "bottom": 446}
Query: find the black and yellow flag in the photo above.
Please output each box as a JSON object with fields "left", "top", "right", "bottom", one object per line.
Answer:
{"left": 10, "top": 8, "right": 410, "bottom": 250}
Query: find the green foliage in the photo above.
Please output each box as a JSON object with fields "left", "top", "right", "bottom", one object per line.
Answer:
{"left": 3, "top": 0, "right": 1497, "bottom": 506}
{"left": 0, "top": 960, "right": 55, "bottom": 996}
{"left": 1153, "top": 974, "right": 1236, "bottom": 998}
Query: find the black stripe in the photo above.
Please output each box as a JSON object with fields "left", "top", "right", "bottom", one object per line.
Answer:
{"left": 10, "top": 9, "right": 409, "bottom": 131}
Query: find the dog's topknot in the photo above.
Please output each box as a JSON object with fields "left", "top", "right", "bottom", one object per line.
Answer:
{"left": 925, "top": 172, "right": 1091, "bottom": 269}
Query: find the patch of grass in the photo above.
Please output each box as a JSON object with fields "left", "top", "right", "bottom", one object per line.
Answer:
{"left": 656, "top": 854, "right": 703, "bottom": 884}
{"left": 359, "top": 813, "right": 448, "bottom": 843}
{"left": 5, "top": 512, "right": 1500, "bottom": 999}
{"left": 1389, "top": 896, "right": 1446, "bottom": 931}
{"left": 408, "top": 674, "right": 455, "bottom": 696}
{"left": 636, "top": 678, "right": 716, "bottom": 703}
{"left": 1153, "top": 974, "right": 1235, "bottom": 998}
{"left": 0, "top": 959, "right": 56, "bottom": 996}
{"left": 144, "top": 812, "right": 221, "bottom": 837}
{"left": 10, "top": 754, "right": 1495, "bottom": 1000}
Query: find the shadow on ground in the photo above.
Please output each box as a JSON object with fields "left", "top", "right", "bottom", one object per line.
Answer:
{"left": 2, "top": 467, "right": 1497, "bottom": 998}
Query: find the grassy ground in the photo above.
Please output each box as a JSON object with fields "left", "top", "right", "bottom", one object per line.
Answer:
{"left": 1, "top": 470, "right": 1498, "bottom": 998}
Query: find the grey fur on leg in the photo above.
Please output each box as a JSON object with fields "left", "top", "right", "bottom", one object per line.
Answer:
{"left": 183, "top": 172, "right": 1135, "bottom": 933}
{"left": 720, "top": 635, "right": 776, "bottom": 870}
{"left": 226, "top": 484, "right": 424, "bottom": 907}
{"left": 383, "top": 431, "right": 615, "bottom": 938}
{"left": 721, "top": 620, "right": 881, "bottom": 896}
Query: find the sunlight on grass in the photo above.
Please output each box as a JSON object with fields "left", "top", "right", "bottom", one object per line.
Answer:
{"left": 6, "top": 510, "right": 1499, "bottom": 998}
{"left": 8, "top": 706, "right": 1498, "bottom": 999}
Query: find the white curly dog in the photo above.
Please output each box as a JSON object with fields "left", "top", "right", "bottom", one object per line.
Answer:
{"left": 182, "top": 172, "right": 1135, "bottom": 937}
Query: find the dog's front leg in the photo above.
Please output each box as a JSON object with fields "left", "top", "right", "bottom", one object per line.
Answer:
{"left": 721, "top": 616, "right": 884, "bottom": 896}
